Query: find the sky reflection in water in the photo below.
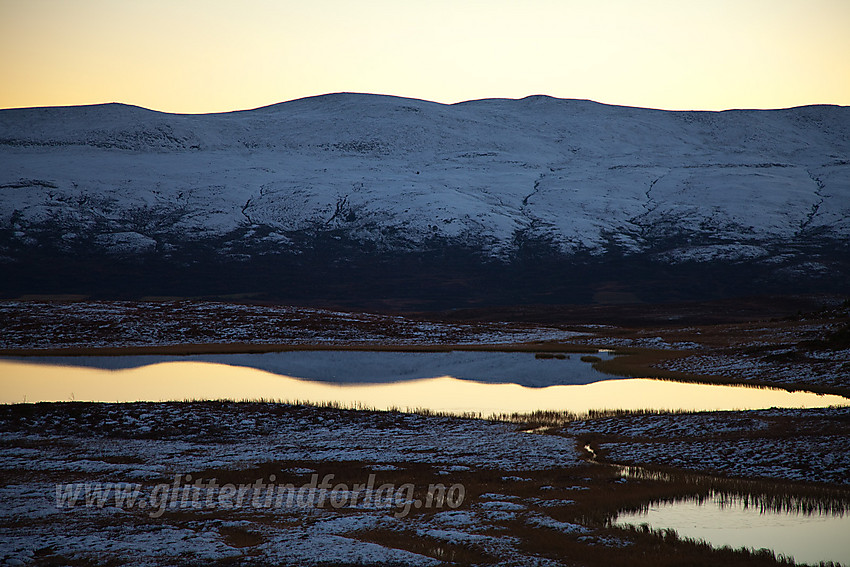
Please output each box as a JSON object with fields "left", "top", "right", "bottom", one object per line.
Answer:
{"left": 614, "top": 495, "right": 850, "bottom": 566}
{"left": 1, "top": 352, "right": 846, "bottom": 414}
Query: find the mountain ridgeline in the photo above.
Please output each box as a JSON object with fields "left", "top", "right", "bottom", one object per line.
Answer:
{"left": 1, "top": 94, "right": 848, "bottom": 308}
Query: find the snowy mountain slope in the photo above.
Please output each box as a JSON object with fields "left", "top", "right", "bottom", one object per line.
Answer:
{"left": 0, "top": 94, "right": 848, "bottom": 305}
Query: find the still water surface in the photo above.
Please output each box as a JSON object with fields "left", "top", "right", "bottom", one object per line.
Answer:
{"left": 1, "top": 351, "right": 846, "bottom": 414}
{"left": 613, "top": 495, "right": 850, "bottom": 566}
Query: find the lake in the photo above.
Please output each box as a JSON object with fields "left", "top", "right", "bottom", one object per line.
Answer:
{"left": 1, "top": 350, "right": 846, "bottom": 414}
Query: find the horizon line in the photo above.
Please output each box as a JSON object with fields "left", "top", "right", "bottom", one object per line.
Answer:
{"left": 1, "top": 92, "right": 847, "bottom": 116}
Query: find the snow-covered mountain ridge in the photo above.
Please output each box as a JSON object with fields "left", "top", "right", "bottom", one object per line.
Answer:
{"left": 1, "top": 94, "right": 848, "bottom": 304}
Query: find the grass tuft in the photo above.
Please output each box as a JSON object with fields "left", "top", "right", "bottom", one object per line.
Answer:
{"left": 492, "top": 407, "right": 688, "bottom": 428}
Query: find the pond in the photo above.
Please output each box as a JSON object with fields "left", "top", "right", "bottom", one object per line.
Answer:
{"left": 1, "top": 350, "right": 846, "bottom": 415}
{"left": 612, "top": 493, "right": 850, "bottom": 566}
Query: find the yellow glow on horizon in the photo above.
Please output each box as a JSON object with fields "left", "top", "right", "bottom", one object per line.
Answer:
{"left": 1, "top": 0, "right": 849, "bottom": 113}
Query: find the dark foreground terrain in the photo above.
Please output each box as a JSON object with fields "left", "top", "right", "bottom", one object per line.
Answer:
{"left": 1, "top": 401, "right": 848, "bottom": 566}
{"left": 1, "top": 295, "right": 848, "bottom": 565}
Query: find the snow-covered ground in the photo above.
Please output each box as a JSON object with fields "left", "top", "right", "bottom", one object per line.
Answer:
{"left": 0, "top": 300, "right": 581, "bottom": 350}
{"left": 0, "top": 402, "right": 587, "bottom": 566}
{"left": 565, "top": 406, "right": 850, "bottom": 484}
{"left": 1, "top": 402, "right": 845, "bottom": 566}
{"left": 661, "top": 350, "right": 850, "bottom": 390}
{"left": 568, "top": 309, "right": 850, "bottom": 392}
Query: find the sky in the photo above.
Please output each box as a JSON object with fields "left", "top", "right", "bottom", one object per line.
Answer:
{"left": 1, "top": 0, "right": 848, "bottom": 113}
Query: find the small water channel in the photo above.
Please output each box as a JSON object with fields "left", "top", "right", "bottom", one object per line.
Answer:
{"left": 612, "top": 493, "right": 850, "bottom": 566}
{"left": 1, "top": 350, "right": 846, "bottom": 414}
